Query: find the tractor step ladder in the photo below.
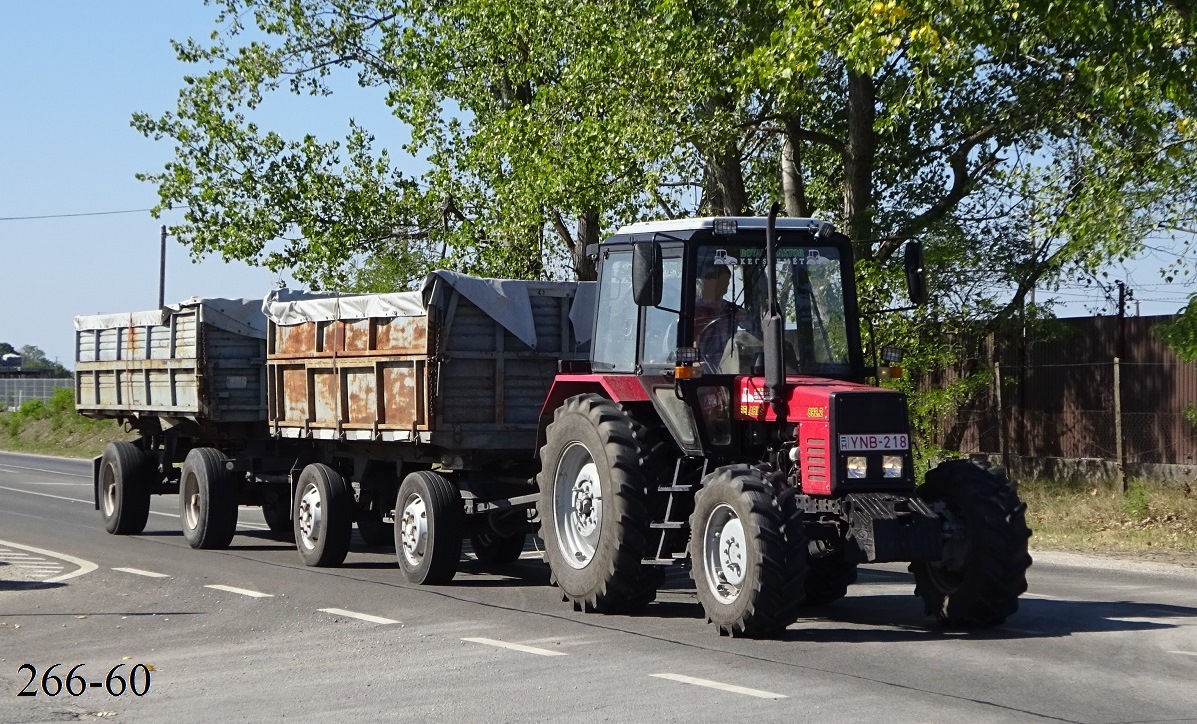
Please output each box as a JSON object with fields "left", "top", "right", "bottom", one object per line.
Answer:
{"left": 642, "top": 458, "right": 706, "bottom": 566}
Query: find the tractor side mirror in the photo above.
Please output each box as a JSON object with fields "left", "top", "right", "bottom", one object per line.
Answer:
{"left": 904, "top": 240, "right": 928, "bottom": 306}
{"left": 632, "top": 240, "right": 663, "bottom": 307}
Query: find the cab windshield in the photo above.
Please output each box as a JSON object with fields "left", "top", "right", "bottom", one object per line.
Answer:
{"left": 693, "top": 243, "right": 851, "bottom": 375}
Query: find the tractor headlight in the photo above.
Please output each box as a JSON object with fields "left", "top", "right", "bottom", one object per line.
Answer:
{"left": 846, "top": 456, "right": 868, "bottom": 479}
{"left": 882, "top": 455, "right": 904, "bottom": 478}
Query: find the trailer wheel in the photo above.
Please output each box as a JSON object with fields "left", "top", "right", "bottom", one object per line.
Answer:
{"left": 179, "top": 448, "right": 238, "bottom": 550}
{"left": 910, "top": 460, "right": 1032, "bottom": 627}
{"left": 690, "top": 465, "right": 807, "bottom": 637}
{"left": 395, "top": 471, "right": 462, "bottom": 584}
{"left": 470, "top": 530, "right": 526, "bottom": 565}
{"left": 262, "top": 502, "right": 294, "bottom": 539}
{"left": 99, "top": 442, "right": 152, "bottom": 535}
{"left": 292, "top": 464, "right": 353, "bottom": 567}
{"left": 538, "top": 394, "right": 660, "bottom": 613}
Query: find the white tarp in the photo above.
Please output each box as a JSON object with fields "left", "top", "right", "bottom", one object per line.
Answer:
{"left": 264, "top": 271, "right": 592, "bottom": 351}
{"left": 262, "top": 288, "right": 425, "bottom": 326}
{"left": 74, "top": 297, "right": 268, "bottom": 339}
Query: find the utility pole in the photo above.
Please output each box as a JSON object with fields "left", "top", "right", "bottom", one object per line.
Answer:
{"left": 1115, "top": 280, "right": 1127, "bottom": 359}
{"left": 159, "top": 225, "right": 167, "bottom": 308}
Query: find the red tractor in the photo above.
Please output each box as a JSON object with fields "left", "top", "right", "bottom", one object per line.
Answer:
{"left": 536, "top": 208, "right": 1032, "bottom": 637}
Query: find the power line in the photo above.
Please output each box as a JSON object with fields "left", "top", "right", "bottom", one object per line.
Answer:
{"left": 0, "top": 206, "right": 186, "bottom": 221}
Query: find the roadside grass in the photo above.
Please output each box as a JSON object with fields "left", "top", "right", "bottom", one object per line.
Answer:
{"left": 1020, "top": 477, "right": 1197, "bottom": 563}
{"left": 0, "top": 388, "right": 132, "bottom": 459}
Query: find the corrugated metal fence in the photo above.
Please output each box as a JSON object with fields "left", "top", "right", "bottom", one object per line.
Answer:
{"left": 934, "top": 315, "right": 1197, "bottom": 483}
{"left": 0, "top": 378, "right": 73, "bottom": 410}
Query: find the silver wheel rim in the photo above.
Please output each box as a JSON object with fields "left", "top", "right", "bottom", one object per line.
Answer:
{"left": 182, "top": 474, "right": 201, "bottom": 531}
{"left": 553, "top": 441, "right": 603, "bottom": 570}
{"left": 102, "top": 464, "right": 117, "bottom": 517}
{"left": 400, "top": 493, "right": 428, "bottom": 568}
{"left": 296, "top": 482, "right": 322, "bottom": 551}
{"left": 703, "top": 503, "right": 747, "bottom": 604}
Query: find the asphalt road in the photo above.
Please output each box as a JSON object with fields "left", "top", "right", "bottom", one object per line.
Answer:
{"left": 1, "top": 450, "right": 1195, "bottom": 723}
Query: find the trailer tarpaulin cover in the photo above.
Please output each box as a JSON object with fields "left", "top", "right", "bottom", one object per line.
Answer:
{"left": 264, "top": 271, "right": 594, "bottom": 351}
{"left": 74, "top": 297, "right": 268, "bottom": 339}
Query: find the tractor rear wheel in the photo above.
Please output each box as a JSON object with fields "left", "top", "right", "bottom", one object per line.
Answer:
{"left": 538, "top": 394, "right": 660, "bottom": 613}
{"left": 689, "top": 465, "right": 807, "bottom": 637}
{"left": 910, "top": 460, "right": 1032, "bottom": 627}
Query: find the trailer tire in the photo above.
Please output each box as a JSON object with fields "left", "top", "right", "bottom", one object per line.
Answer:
{"left": 910, "top": 460, "right": 1033, "bottom": 628}
{"left": 470, "top": 530, "right": 526, "bottom": 566}
{"left": 293, "top": 464, "right": 353, "bottom": 567}
{"left": 179, "top": 448, "right": 238, "bottom": 550}
{"left": 99, "top": 442, "right": 152, "bottom": 535}
{"left": 395, "top": 471, "right": 462, "bottom": 584}
{"left": 538, "top": 394, "right": 660, "bottom": 614}
{"left": 690, "top": 465, "right": 807, "bottom": 637}
{"left": 262, "top": 502, "right": 294, "bottom": 539}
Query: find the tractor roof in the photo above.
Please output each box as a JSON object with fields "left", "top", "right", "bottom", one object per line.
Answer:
{"left": 613, "top": 216, "right": 835, "bottom": 237}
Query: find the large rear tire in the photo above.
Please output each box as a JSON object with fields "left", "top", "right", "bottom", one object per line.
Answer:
{"left": 689, "top": 465, "right": 807, "bottom": 637}
{"left": 537, "top": 394, "right": 660, "bottom": 613}
{"left": 293, "top": 464, "right": 353, "bottom": 567}
{"left": 179, "top": 447, "right": 238, "bottom": 550}
{"left": 99, "top": 442, "right": 152, "bottom": 535}
{"left": 910, "top": 460, "right": 1033, "bottom": 627}
{"left": 395, "top": 470, "right": 462, "bottom": 584}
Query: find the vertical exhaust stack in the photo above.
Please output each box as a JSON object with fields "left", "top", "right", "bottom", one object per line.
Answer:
{"left": 763, "top": 203, "right": 788, "bottom": 421}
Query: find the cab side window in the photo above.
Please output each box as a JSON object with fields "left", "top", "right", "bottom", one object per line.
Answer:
{"left": 640, "top": 255, "right": 682, "bottom": 366}
{"left": 592, "top": 252, "right": 637, "bottom": 371}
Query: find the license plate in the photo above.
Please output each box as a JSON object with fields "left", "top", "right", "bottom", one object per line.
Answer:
{"left": 838, "top": 434, "right": 909, "bottom": 451}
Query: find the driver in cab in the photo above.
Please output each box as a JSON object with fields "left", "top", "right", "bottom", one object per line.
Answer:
{"left": 693, "top": 263, "right": 739, "bottom": 372}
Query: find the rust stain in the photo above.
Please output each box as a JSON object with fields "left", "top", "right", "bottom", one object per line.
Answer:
{"left": 312, "top": 370, "right": 338, "bottom": 424}
{"left": 320, "top": 321, "right": 345, "bottom": 355}
{"left": 343, "top": 320, "right": 371, "bottom": 352}
{"left": 276, "top": 323, "right": 317, "bottom": 356}
{"left": 345, "top": 368, "right": 377, "bottom": 423}
{"left": 375, "top": 317, "right": 428, "bottom": 354}
{"left": 382, "top": 362, "right": 418, "bottom": 426}
{"left": 280, "top": 366, "right": 308, "bottom": 423}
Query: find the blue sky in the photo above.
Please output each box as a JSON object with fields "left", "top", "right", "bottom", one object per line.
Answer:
{"left": 0, "top": 1, "right": 401, "bottom": 366}
{"left": 1, "top": 3, "right": 1190, "bottom": 367}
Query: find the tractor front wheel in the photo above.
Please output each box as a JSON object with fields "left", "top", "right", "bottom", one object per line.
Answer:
{"left": 689, "top": 465, "right": 807, "bottom": 637}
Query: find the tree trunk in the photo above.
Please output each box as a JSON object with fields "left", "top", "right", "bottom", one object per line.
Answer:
{"left": 781, "top": 118, "right": 810, "bottom": 218}
{"left": 704, "top": 145, "right": 750, "bottom": 215}
{"left": 574, "top": 208, "right": 599, "bottom": 281}
{"left": 844, "top": 70, "right": 877, "bottom": 258}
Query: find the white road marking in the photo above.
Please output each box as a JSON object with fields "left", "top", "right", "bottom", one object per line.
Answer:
{"left": 205, "top": 584, "right": 273, "bottom": 598}
{"left": 1168, "top": 650, "right": 1197, "bottom": 657}
{"left": 462, "top": 637, "right": 567, "bottom": 657}
{"left": 0, "top": 539, "right": 98, "bottom": 582}
{"left": 0, "top": 463, "right": 89, "bottom": 478}
{"left": 651, "top": 673, "right": 787, "bottom": 700}
{"left": 0, "top": 485, "right": 269, "bottom": 530}
{"left": 318, "top": 608, "right": 400, "bottom": 625}
{"left": 113, "top": 567, "right": 171, "bottom": 578}
{"left": 14, "top": 482, "right": 92, "bottom": 487}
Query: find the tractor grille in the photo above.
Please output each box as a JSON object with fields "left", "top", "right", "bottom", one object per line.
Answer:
{"left": 832, "top": 391, "right": 908, "bottom": 433}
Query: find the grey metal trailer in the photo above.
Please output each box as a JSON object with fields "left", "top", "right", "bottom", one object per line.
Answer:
{"left": 77, "top": 273, "right": 593, "bottom": 584}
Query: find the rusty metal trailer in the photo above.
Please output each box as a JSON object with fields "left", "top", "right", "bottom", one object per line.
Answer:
{"left": 80, "top": 273, "right": 593, "bottom": 582}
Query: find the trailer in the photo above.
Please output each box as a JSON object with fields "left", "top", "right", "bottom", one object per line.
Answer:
{"left": 78, "top": 273, "right": 591, "bottom": 580}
